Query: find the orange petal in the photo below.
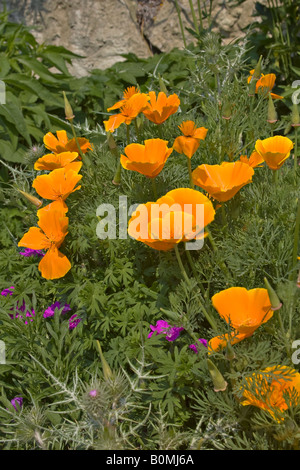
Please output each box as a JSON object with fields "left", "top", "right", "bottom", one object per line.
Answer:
{"left": 18, "top": 226, "right": 50, "bottom": 250}
{"left": 38, "top": 246, "right": 71, "bottom": 280}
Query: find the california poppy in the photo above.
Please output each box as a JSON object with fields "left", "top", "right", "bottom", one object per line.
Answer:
{"left": 241, "top": 366, "right": 300, "bottom": 421}
{"left": 104, "top": 93, "right": 150, "bottom": 132}
{"left": 107, "top": 86, "right": 140, "bottom": 111}
{"left": 255, "top": 135, "right": 294, "bottom": 170}
{"left": 120, "top": 138, "right": 173, "bottom": 178}
{"left": 32, "top": 167, "right": 82, "bottom": 209}
{"left": 192, "top": 162, "right": 254, "bottom": 202}
{"left": 173, "top": 121, "right": 208, "bottom": 159}
{"left": 34, "top": 151, "right": 80, "bottom": 171}
{"left": 18, "top": 205, "right": 71, "bottom": 279}
{"left": 248, "top": 70, "right": 283, "bottom": 99}
{"left": 128, "top": 188, "right": 215, "bottom": 251}
{"left": 43, "top": 130, "right": 93, "bottom": 154}
{"left": 208, "top": 287, "right": 273, "bottom": 353}
{"left": 239, "top": 151, "right": 264, "bottom": 168}
{"left": 142, "top": 91, "right": 180, "bottom": 125}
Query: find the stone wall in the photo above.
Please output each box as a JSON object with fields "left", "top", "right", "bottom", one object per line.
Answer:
{"left": 1, "top": 0, "right": 261, "bottom": 76}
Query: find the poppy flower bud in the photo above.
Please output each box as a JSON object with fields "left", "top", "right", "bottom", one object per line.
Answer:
{"left": 207, "top": 359, "right": 228, "bottom": 392}
{"left": 63, "top": 91, "right": 75, "bottom": 121}
{"left": 252, "top": 55, "right": 263, "bottom": 81}
{"left": 267, "top": 93, "right": 278, "bottom": 124}
{"left": 107, "top": 132, "right": 117, "bottom": 151}
{"left": 95, "top": 340, "right": 114, "bottom": 382}
{"left": 158, "top": 73, "right": 168, "bottom": 94}
{"left": 18, "top": 189, "right": 43, "bottom": 208}
{"left": 225, "top": 340, "right": 236, "bottom": 361}
{"left": 248, "top": 56, "right": 263, "bottom": 96}
{"left": 222, "top": 101, "right": 232, "bottom": 120}
{"left": 292, "top": 103, "right": 300, "bottom": 127}
{"left": 264, "top": 277, "right": 282, "bottom": 311}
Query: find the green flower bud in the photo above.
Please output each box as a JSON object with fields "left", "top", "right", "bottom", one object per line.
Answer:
{"left": 207, "top": 359, "right": 228, "bottom": 392}
{"left": 264, "top": 277, "right": 282, "bottom": 311}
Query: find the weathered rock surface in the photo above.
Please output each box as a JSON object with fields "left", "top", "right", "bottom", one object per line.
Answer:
{"left": 1, "top": 0, "right": 262, "bottom": 76}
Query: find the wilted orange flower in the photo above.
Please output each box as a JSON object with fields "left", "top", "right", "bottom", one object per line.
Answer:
{"left": 241, "top": 366, "right": 300, "bottom": 421}
{"left": 107, "top": 86, "right": 140, "bottom": 111}
{"left": 120, "top": 138, "right": 173, "bottom": 178}
{"left": 142, "top": 91, "right": 180, "bottom": 125}
{"left": 34, "top": 151, "right": 80, "bottom": 171}
{"left": 32, "top": 167, "right": 82, "bottom": 209}
{"left": 255, "top": 135, "right": 294, "bottom": 170}
{"left": 248, "top": 70, "right": 283, "bottom": 99}
{"left": 192, "top": 162, "right": 254, "bottom": 202}
{"left": 208, "top": 287, "right": 273, "bottom": 353}
{"left": 173, "top": 121, "right": 208, "bottom": 159}
{"left": 239, "top": 151, "right": 264, "bottom": 168}
{"left": 104, "top": 93, "right": 150, "bottom": 132}
{"left": 44, "top": 130, "right": 93, "bottom": 154}
{"left": 128, "top": 188, "right": 215, "bottom": 251}
{"left": 18, "top": 204, "right": 71, "bottom": 279}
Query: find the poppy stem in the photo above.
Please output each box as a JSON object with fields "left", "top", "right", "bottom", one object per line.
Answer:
{"left": 151, "top": 177, "right": 158, "bottom": 199}
{"left": 186, "top": 157, "right": 194, "bottom": 189}
{"left": 157, "top": 124, "right": 163, "bottom": 139}
{"left": 294, "top": 126, "right": 298, "bottom": 178}
{"left": 69, "top": 119, "right": 85, "bottom": 160}
{"left": 221, "top": 203, "right": 227, "bottom": 229}
{"left": 174, "top": 0, "right": 187, "bottom": 48}
{"left": 189, "top": 0, "right": 199, "bottom": 34}
{"left": 112, "top": 158, "right": 122, "bottom": 186}
{"left": 126, "top": 125, "right": 130, "bottom": 146}
{"left": 134, "top": 118, "right": 140, "bottom": 143}
{"left": 174, "top": 245, "right": 218, "bottom": 331}
{"left": 272, "top": 169, "right": 278, "bottom": 185}
{"left": 184, "top": 246, "right": 206, "bottom": 296}
{"left": 197, "top": 0, "right": 203, "bottom": 31}
{"left": 206, "top": 228, "right": 233, "bottom": 284}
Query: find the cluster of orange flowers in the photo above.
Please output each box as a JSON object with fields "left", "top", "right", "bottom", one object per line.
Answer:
{"left": 18, "top": 131, "right": 92, "bottom": 280}
{"left": 103, "top": 82, "right": 300, "bottom": 419}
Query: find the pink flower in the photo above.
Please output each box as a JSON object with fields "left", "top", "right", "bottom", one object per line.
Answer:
{"left": 189, "top": 338, "right": 208, "bottom": 353}
{"left": 43, "top": 301, "right": 71, "bottom": 318}
{"left": 148, "top": 320, "right": 184, "bottom": 342}
{"left": 69, "top": 314, "right": 81, "bottom": 330}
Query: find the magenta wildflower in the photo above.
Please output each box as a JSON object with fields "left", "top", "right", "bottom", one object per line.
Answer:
{"left": 89, "top": 390, "right": 97, "bottom": 397}
{"left": 2, "top": 287, "right": 35, "bottom": 324}
{"left": 10, "top": 397, "right": 23, "bottom": 411}
{"left": 20, "top": 248, "right": 44, "bottom": 257}
{"left": 69, "top": 314, "right": 81, "bottom": 330}
{"left": 1, "top": 286, "right": 14, "bottom": 297}
{"left": 43, "top": 301, "right": 71, "bottom": 318}
{"left": 189, "top": 338, "right": 208, "bottom": 353}
{"left": 148, "top": 320, "right": 184, "bottom": 342}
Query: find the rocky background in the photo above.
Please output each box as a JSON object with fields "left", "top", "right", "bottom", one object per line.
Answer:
{"left": 1, "top": 0, "right": 262, "bottom": 76}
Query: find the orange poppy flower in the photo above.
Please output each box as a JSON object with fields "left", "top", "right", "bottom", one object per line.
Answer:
{"left": 239, "top": 151, "right": 264, "bottom": 168}
{"left": 43, "top": 130, "right": 93, "bottom": 154}
{"left": 120, "top": 138, "right": 173, "bottom": 178}
{"left": 107, "top": 86, "right": 140, "bottom": 111}
{"left": 173, "top": 121, "right": 208, "bottom": 159}
{"left": 248, "top": 70, "right": 283, "bottom": 99}
{"left": 104, "top": 93, "right": 150, "bottom": 132}
{"left": 18, "top": 204, "right": 71, "bottom": 279}
{"left": 32, "top": 167, "right": 82, "bottom": 209}
{"left": 208, "top": 287, "right": 273, "bottom": 353}
{"left": 241, "top": 366, "right": 300, "bottom": 421}
{"left": 255, "top": 136, "right": 294, "bottom": 170}
{"left": 192, "top": 162, "right": 254, "bottom": 202}
{"left": 128, "top": 188, "right": 215, "bottom": 251}
{"left": 142, "top": 91, "right": 180, "bottom": 125}
{"left": 34, "top": 151, "right": 80, "bottom": 171}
